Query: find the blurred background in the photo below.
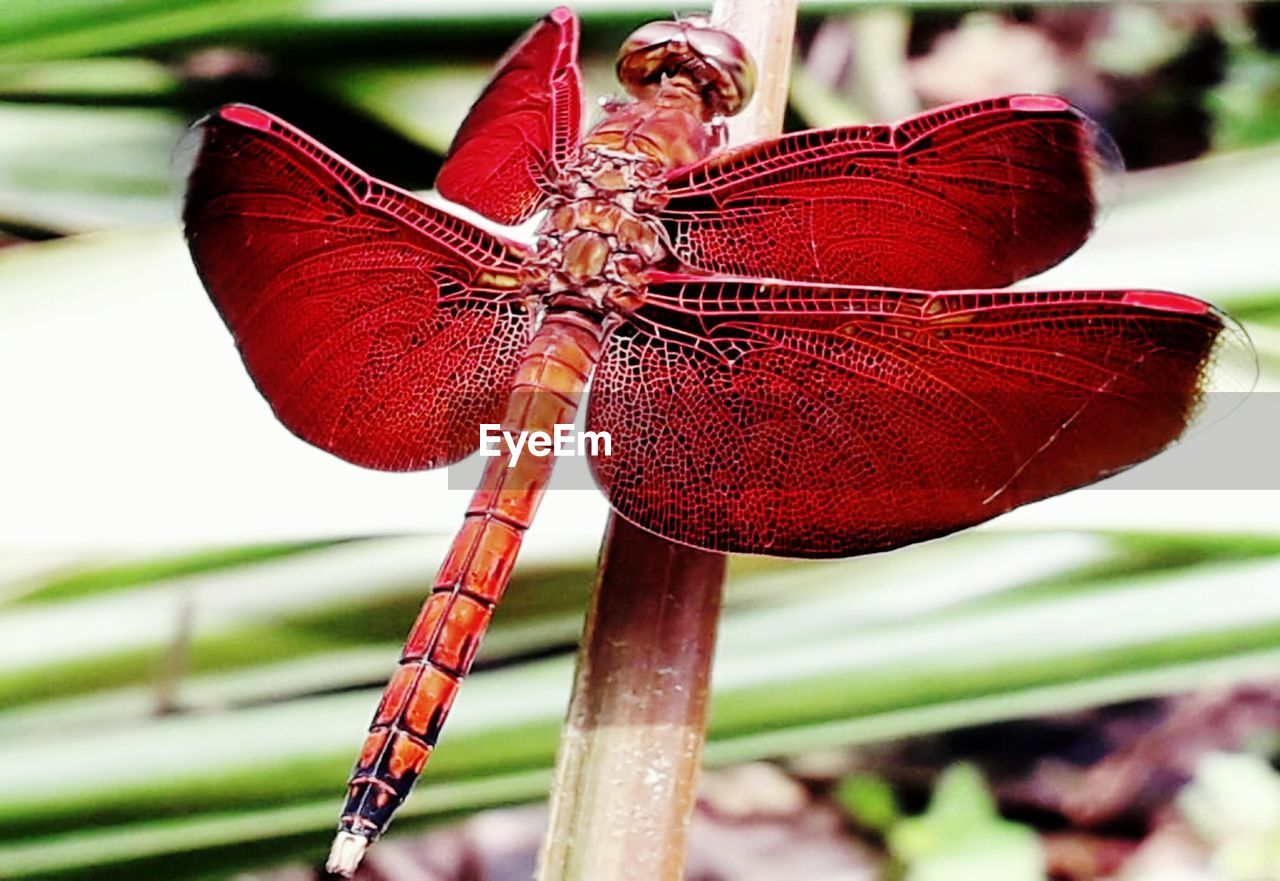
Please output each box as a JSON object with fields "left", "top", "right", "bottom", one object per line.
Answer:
{"left": 2, "top": 1, "right": 1280, "bottom": 879}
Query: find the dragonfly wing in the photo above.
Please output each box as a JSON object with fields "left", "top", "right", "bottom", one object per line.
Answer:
{"left": 657, "top": 96, "right": 1116, "bottom": 290}
{"left": 587, "top": 273, "right": 1250, "bottom": 557}
{"left": 184, "top": 104, "right": 532, "bottom": 472}
{"left": 435, "top": 6, "right": 582, "bottom": 224}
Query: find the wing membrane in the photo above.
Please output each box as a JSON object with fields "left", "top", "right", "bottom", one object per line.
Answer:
{"left": 184, "top": 104, "right": 532, "bottom": 472}
{"left": 657, "top": 96, "right": 1116, "bottom": 290}
{"left": 588, "top": 273, "right": 1246, "bottom": 556}
{"left": 435, "top": 7, "right": 582, "bottom": 224}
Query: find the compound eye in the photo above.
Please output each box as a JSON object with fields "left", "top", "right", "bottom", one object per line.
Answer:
{"left": 684, "top": 28, "right": 755, "bottom": 116}
{"left": 615, "top": 19, "right": 756, "bottom": 118}
{"left": 617, "top": 21, "right": 685, "bottom": 60}
{"left": 616, "top": 21, "right": 686, "bottom": 94}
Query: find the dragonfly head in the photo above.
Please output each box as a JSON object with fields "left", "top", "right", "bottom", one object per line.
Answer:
{"left": 616, "top": 17, "right": 756, "bottom": 120}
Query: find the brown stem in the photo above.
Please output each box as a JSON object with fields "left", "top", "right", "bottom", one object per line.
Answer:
{"left": 716, "top": 0, "right": 800, "bottom": 144}
{"left": 535, "top": 2, "right": 797, "bottom": 879}
{"left": 535, "top": 517, "right": 726, "bottom": 880}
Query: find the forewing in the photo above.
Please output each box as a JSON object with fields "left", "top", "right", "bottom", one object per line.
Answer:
{"left": 434, "top": 7, "right": 582, "bottom": 224}
{"left": 184, "top": 104, "right": 532, "bottom": 472}
{"left": 657, "top": 96, "right": 1116, "bottom": 290}
{"left": 587, "top": 274, "right": 1247, "bottom": 557}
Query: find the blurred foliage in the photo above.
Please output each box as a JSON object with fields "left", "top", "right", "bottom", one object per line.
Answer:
{"left": 16, "top": 540, "right": 342, "bottom": 605}
{"left": 1, "top": 2, "right": 1279, "bottom": 880}
{"left": 4, "top": 530, "right": 1280, "bottom": 878}
{"left": 837, "top": 773, "right": 901, "bottom": 833}
{"left": 888, "top": 765, "right": 1044, "bottom": 881}
{"left": 1211, "top": 42, "right": 1280, "bottom": 149}
{"left": 1179, "top": 753, "right": 1280, "bottom": 880}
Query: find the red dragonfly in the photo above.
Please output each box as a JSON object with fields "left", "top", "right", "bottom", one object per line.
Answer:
{"left": 182, "top": 7, "right": 1248, "bottom": 875}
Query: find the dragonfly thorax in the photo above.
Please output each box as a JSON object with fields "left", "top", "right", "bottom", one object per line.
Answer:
{"left": 534, "top": 148, "right": 670, "bottom": 312}
{"left": 585, "top": 94, "right": 724, "bottom": 170}
{"left": 529, "top": 77, "right": 737, "bottom": 313}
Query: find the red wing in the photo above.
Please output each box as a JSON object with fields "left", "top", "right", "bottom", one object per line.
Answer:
{"left": 434, "top": 7, "right": 582, "bottom": 225}
{"left": 656, "top": 95, "right": 1117, "bottom": 290}
{"left": 184, "top": 104, "right": 532, "bottom": 472}
{"left": 587, "top": 273, "right": 1249, "bottom": 557}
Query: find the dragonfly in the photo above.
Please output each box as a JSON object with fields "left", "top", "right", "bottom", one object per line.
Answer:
{"left": 182, "top": 7, "right": 1250, "bottom": 876}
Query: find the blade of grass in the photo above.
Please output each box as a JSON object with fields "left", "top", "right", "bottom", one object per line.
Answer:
{"left": 5, "top": 541, "right": 1280, "bottom": 876}
{"left": 0, "top": 105, "right": 183, "bottom": 232}
{"left": 0, "top": 59, "right": 177, "bottom": 100}
{"left": 0, "top": 0, "right": 300, "bottom": 63}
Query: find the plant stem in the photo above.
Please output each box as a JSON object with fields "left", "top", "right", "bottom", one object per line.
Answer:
{"left": 716, "top": 0, "right": 800, "bottom": 144}
{"left": 535, "top": 2, "right": 797, "bottom": 879}
{"left": 535, "top": 517, "right": 725, "bottom": 880}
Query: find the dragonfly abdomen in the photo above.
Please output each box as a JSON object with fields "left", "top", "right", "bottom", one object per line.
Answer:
{"left": 335, "top": 311, "right": 603, "bottom": 856}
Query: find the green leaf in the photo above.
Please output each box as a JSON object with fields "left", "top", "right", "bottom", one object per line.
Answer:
{"left": 11, "top": 540, "right": 342, "bottom": 605}
{"left": 835, "top": 773, "right": 900, "bottom": 832}
{"left": 6, "top": 532, "right": 1280, "bottom": 876}
{"left": 1210, "top": 43, "right": 1280, "bottom": 152}
{"left": 0, "top": 104, "right": 183, "bottom": 233}
{"left": 889, "top": 765, "right": 1045, "bottom": 881}
{"left": 0, "top": 59, "right": 177, "bottom": 100}
{"left": 317, "top": 62, "right": 492, "bottom": 153}
{"left": 0, "top": 0, "right": 301, "bottom": 63}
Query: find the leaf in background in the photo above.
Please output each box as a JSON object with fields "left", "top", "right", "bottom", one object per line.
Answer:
{"left": 317, "top": 62, "right": 492, "bottom": 153}
{"left": 10, "top": 540, "right": 340, "bottom": 606}
{"left": 0, "top": 0, "right": 301, "bottom": 63}
{"left": 5, "top": 531, "right": 1280, "bottom": 876}
{"left": 789, "top": 60, "right": 868, "bottom": 131}
{"left": 317, "top": 57, "right": 624, "bottom": 156}
{"left": 0, "top": 105, "right": 183, "bottom": 233}
{"left": 1209, "top": 42, "right": 1280, "bottom": 152}
{"left": 1178, "top": 752, "right": 1280, "bottom": 880}
{"left": 1089, "top": 5, "right": 1190, "bottom": 77}
{"left": 0, "top": 58, "right": 178, "bottom": 100}
{"left": 0, "top": 0, "right": 723, "bottom": 64}
{"left": 888, "top": 764, "right": 1046, "bottom": 881}
{"left": 835, "top": 773, "right": 900, "bottom": 833}
{"left": 0, "top": 535, "right": 598, "bottom": 713}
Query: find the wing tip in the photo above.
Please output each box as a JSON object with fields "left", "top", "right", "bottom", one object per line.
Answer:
{"left": 216, "top": 103, "right": 273, "bottom": 131}
{"left": 1122, "top": 290, "right": 1213, "bottom": 316}
{"left": 1008, "top": 94, "right": 1072, "bottom": 113}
